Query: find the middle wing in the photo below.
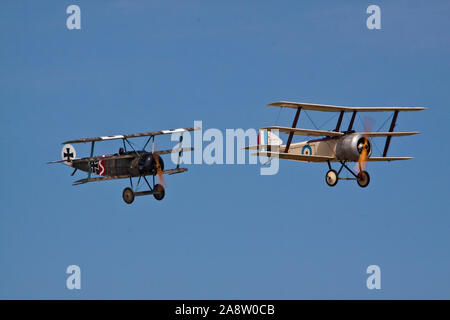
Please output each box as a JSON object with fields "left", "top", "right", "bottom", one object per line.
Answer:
{"left": 263, "top": 127, "right": 419, "bottom": 137}
{"left": 48, "top": 147, "right": 194, "bottom": 165}
{"left": 154, "top": 147, "right": 194, "bottom": 155}
{"left": 47, "top": 153, "right": 135, "bottom": 164}
{"left": 262, "top": 126, "right": 344, "bottom": 137}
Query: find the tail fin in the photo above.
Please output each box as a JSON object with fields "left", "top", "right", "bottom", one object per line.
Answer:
{"left": 258, "top": 129, "right": 282, "bottom": 149}
{"left": 243, "top": 129, "right": 282, "bottom": 151}
{"left": 61, "top": 144, "right": 77, "bottom": 166}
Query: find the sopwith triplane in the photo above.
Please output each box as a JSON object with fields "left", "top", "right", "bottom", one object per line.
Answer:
{"left": 245, "top": 101, "right": 426, "bottom": 187}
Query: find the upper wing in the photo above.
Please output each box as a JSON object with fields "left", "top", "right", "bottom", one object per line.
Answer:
{"left": 253, "top": 151, "right": 333, "bottom": 162}
{"left": 63, "top": 127, "right": 200, "bottom": 144}
{"left": 262, "top": 126, "right": 344, "bottom": 137}
{"left": 268, "top": 101, "right": 427, "bottom": 113}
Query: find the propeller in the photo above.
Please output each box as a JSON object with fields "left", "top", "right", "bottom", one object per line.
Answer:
{"left": 152, "top": 149, "right": 166, "bottom": 188}
{"left": 356, "top": 117, "right": 374, "bottom": 174}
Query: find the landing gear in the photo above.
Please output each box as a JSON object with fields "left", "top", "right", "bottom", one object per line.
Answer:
{"left": 153, "top": 184, "right": 165, "bottom": 201}
{"left": 325, "top": 161, "right": 371, "bottom": 188}
{"left": 325, "top": 169, "right": 338, "bottom": 187}
{"left": 123, "top": 176, "right": 166, "bottom": 204}
{"left": 122, "top": 187, "right": 135, "bottom": 204}
{"left": 357, "top": 170, "right": 370, "bottom": 188}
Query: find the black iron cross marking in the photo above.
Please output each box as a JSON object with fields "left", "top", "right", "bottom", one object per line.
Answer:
{"left": 64, "top": 148, "right": 73, "bottom": 161}
{"left": 90, "top": 161, "right": 99, "bottom": 174}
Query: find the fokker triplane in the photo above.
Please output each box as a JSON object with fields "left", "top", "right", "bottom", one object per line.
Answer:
{"left": 49, "top": 127, "right": 199, "bottom": 204}
{"left": 246, "top": 101, "right": 426, "bottom": 187}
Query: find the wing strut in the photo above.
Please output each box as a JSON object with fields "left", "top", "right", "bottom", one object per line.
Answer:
{"left": 142, "top": 135, "right": 154, "bottom": 151}
{"left": 176, "top": 133, "right": 184, "bottom": 169}
{"left": 347, "top": 111, "right": 357, "bottom": 131}
{"left": 285, "top": 107, "right": 301, "bottom": 152}
{"left": 382, "top": 111, "right": 399, "bottom": 157}
{"left": 87, "top": 141, "right": 95, "bottom": 179}
{"left": 334, "top": 111, "right": 344, "bottom": 131}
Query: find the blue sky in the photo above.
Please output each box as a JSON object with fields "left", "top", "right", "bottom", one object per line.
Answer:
{"left": 0, "top": 0, "right": 449, "bottom": 299}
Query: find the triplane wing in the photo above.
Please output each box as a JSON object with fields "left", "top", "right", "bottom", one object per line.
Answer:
{"left": 268, "top": 101, "right": 426, "bottom": 112}
{"left": 62, "top": 127, "right": 199, "bottom": 144}
{"left": 48, "top": 147, "right": 194, "bottom": 165}
{"left": 262, "top": 126, "right": 344, "bottom": 137}
{"left": 254, "top": 152, "right": 412, "bottom": 163}
{"left": 73, "top": 168, "right": 188, "bottom": 186}
{"left": 253, "top": 151, "right": 334, "bottom": 162}
{"left": 366, "top": 157, "right": 412, "bottom": 161}
{"left": 261, "top": 126, "right": 420, "bottom": 138}
{"left": 246, "top": 100, "right": 426, "bottom": 188}
{"left": 50, "top": 126, "right": 200, "bottom": 204}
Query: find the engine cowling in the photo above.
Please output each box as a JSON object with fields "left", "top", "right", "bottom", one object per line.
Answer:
{"left": 335, "top": 133, "right": 372, "bottom": 161}
{"left": 138, "top": 153, "right": 164, "bottom": 175}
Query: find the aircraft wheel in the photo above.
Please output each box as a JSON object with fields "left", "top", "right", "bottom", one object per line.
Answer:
{"left": 357, "top": 171, "right": 370, "bottom": 188}
{"left": 153, "top": 184, "right": 165, "bottom": 201}
{"left": 122, "top": 187, "right": 135, "bottom": 204}
{"left": 325, "top": 169, "right": 338, "bottom": 187}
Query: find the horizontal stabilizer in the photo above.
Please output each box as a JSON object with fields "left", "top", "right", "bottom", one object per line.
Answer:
{"left": 47, "top": 159, "right": 72, "bottom": 164}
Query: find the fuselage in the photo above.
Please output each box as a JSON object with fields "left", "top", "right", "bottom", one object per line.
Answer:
{"left": 280, "top": 132, "right": 371, "bottom": 162}
{"left": 72, "top": 151, "right": 164, "bottom": 177}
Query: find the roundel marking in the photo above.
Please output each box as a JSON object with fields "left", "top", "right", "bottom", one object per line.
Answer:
{"left": 301, "top": 144, "right": 312, "bottom": 155}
